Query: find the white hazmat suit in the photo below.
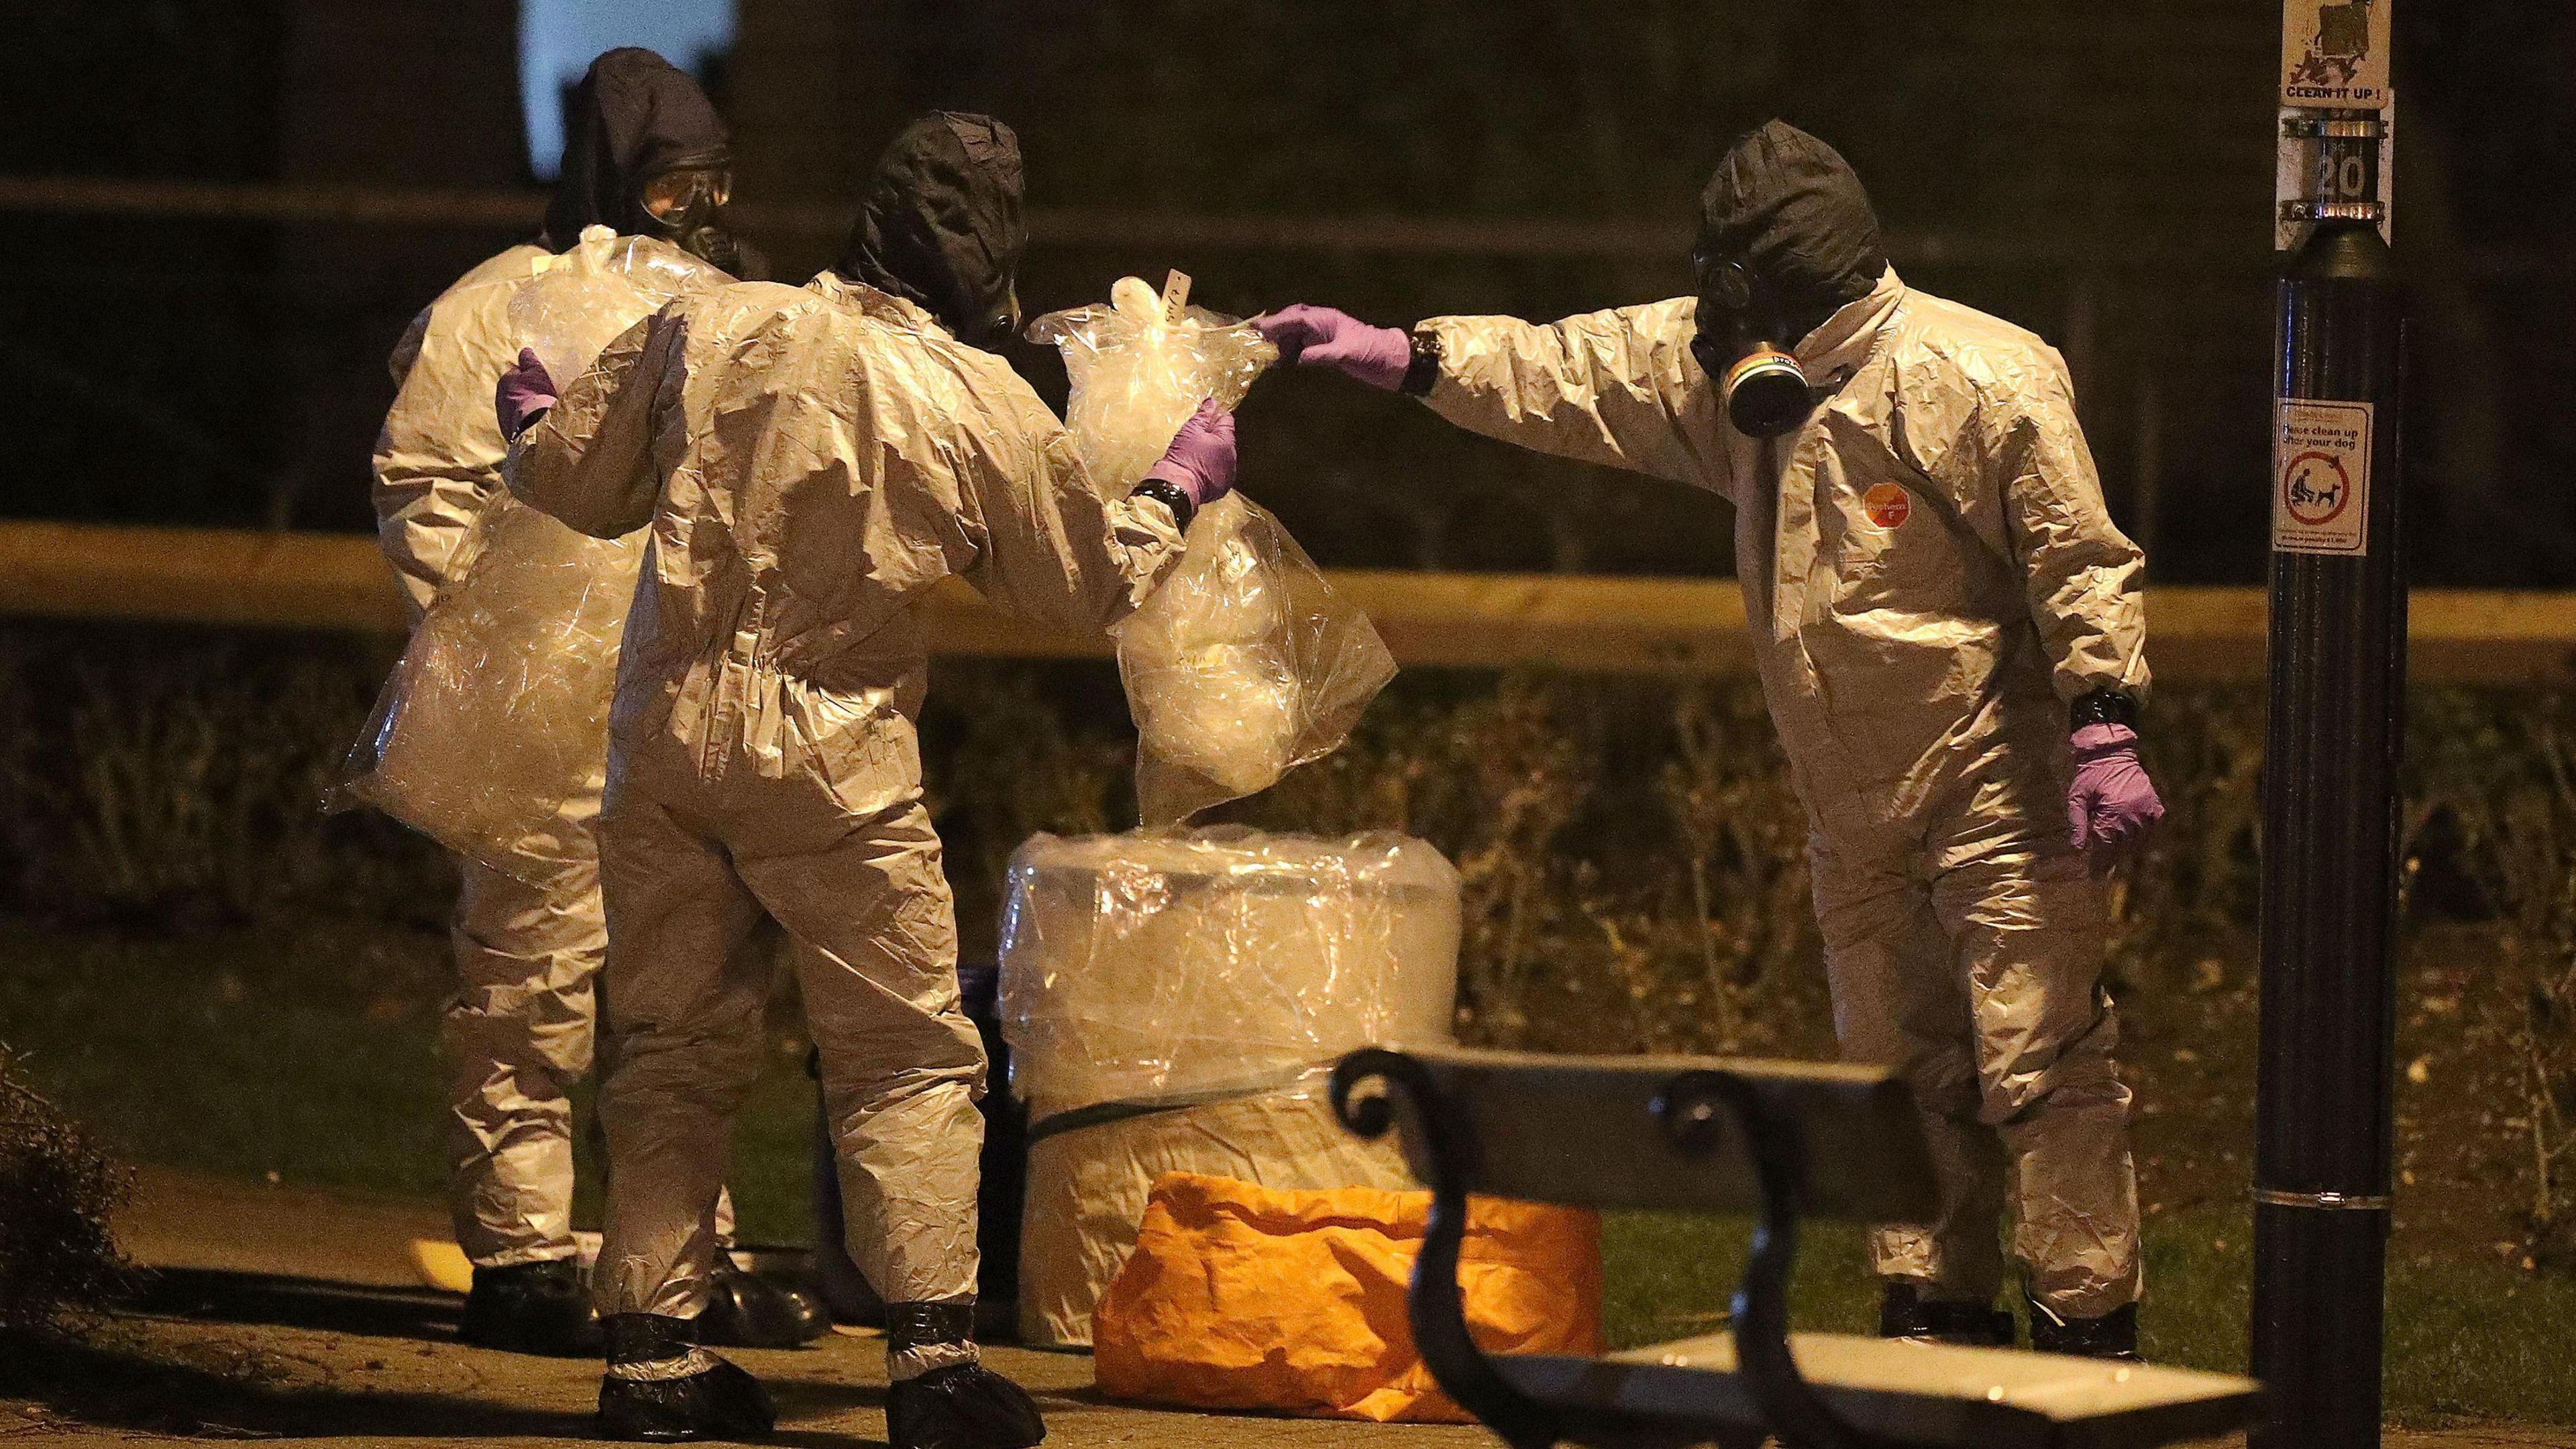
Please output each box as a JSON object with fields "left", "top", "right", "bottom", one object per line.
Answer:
{"left": 374, "top": 241, "right": 621, "bottom": 1272}
{"left": 508, "top": 268, "right": 1183, "bottom": 1377}
{"left": 1413, "top": 262, "right": 2149, "bottom": 1320}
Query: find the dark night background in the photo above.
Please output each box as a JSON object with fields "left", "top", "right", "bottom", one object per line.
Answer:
{"left": 7, "top": 10, "right": 2576, "bottom": 1419}
{"left": 0, "top": 1, "right": 2568, "bottom": 586}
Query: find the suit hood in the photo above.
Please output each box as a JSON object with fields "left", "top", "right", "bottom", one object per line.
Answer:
{"left": 834, "top": 112, "right": 1026, "bottom": 346}
{"left": 1698, "top": 121, "right": 1887, "bottom": 345}
{"left": 543, "top": 48, "right": 732, "bottom": 250}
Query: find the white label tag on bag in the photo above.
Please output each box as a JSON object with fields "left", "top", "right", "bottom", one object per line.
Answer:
{"left": 1161, "top": 270, "right": 1192, "bottom": 326}
{"left": 2273, "top": 398, "right": 2373, "bottom": 555}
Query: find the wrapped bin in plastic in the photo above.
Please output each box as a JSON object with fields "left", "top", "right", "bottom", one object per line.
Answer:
{"left": 998, "top": 827, "right": 1461, "bottom": 1345}
{"left": 1029, "top": 277, "right": 1396, "bottom": 822}
{"left": 332, "top": 228, "right": 727, "bottom": 877}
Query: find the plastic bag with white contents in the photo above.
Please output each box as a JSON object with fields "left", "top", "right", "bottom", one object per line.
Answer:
{"left": 1114, "top": 494, "right": 1395, "bottom": 822}
{"left": 331, "top": 228, "right": 728, "bottom": 877}
{"left": 1026, "top": 274, "right": 1276, "bottom": 490}
{"left": 1028, "top": 276, "right": 1395, "bottom": 822}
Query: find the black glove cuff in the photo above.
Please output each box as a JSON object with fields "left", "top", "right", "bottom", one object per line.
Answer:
{"left": 1401, "top": 328, "right": 1443, "bottom": 397}
{"left": 2070, "top": 689, "right": 2141, "bottom": 731}
{"left": 1128, "top": 479, "right": 1196, "bottom": 533}
{"left": 885, "top": 1300, "right": 977, "bottom": 1353}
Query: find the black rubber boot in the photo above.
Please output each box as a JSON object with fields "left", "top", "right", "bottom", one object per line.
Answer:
{"left": 886, "top": 1362, "right": 1046, "bottom": 1449}
{"left": 883, "top": 1301, "right": 1042, "bottom": 1449}
{"left": 596, "top": 1313, "right": 777, "bottom": 1443}
{"left": 1877, "top": 1281, "right": 2016, "bottom": 1348}
{"left": 459, "top": 1258, "right": 602, "bottom": 1356}
{"left": 696, "top": 1261, "right": 830, "bottom": 1348}
{"left": 2027, "top": 1297, "right": 2141, "bottom": 1360}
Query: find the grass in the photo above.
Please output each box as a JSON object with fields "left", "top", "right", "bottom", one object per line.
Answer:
{"left": 0, "top": 918, "right": 819, "bottom": 1244}
{"left": 5, "top": 916, "right": 2571, "bottom": 1428}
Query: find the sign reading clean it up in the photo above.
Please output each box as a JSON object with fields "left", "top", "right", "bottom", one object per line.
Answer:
{"left": 2281, "top": 0, "right": 2392, "bottom": 109}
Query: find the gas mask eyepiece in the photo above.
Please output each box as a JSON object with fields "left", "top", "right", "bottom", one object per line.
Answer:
{"left": 639, "top": 165, "right": 743, "bottom": 272}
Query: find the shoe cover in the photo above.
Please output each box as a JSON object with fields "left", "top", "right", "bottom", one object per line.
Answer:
{"left": 886, "top": 1362, "right": 1046, "bottom": 1449}
{"left": 2027, "top": 1297, "right": 2140, "bottom": 1360}
{"left": 696, "top": 1264, "right": 830, "bottom": 1348}
{"left": 597, "top": 1355, "right": 776, "bottom": 1443}
{"left": 458, "top": 1259, "right": 602, "bottom": 1357}
{"left": 1876, "top": 1281, "right": 2015, "bottom": 1348}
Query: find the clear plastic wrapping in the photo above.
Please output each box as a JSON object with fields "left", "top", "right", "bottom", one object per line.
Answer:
{"left": 1026, "top": 275, "right": 1276, "bottom": 490}
{"left": 508, "top": 227, "right": 722, "bottom": 386}
{"left": 1029, "top": 276, "right": 1395, "bottom": 822}
{"left": 998, "top": 828, "right": 1461, "bottom": 1123}
{"left": 1114, "top": 494, "right": 1397, "bottom": 822}
{"left": 333, "top": 228, "right": 727, "bottom": 875}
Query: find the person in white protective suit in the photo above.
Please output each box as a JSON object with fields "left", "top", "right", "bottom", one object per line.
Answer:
{"left": 501, "top": 111, "right": 1232, "bottom": 1445}
{"left": 370, "top": 46, "right": 820, "bottom": 1357}
{"left": 1256, "top": 121, "right": 2165, "bottom": 1360}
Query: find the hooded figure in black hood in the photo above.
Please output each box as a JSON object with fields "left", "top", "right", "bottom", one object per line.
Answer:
{"left": 1258, "top": 121, "right": 2159, "bottom": 1360}
{"left": 1689, "top": 121, "right": 1891, "bottom": 437}
{"left": 1697, "top": 121, "right": 1888, "bottom": 347}
{"left": 507, "top": 104, "right": 1232, "bottom": 1448}
{"left": 368, "top": 46, "right": 824, "bottom": 1368}
{"left": 834, "top": 111, "right": 1027, "bottom": 349}
{"left": 545, "top": 46, "right": 753, "bottom": 277}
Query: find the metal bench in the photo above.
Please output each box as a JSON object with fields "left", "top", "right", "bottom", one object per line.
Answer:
{"left": 1328, "top": 1046, "right": 2264, "bottom": 1449}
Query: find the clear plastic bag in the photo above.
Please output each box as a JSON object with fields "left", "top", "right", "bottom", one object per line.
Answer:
{"left": 332, "top": 228, "right": 727, "bottom": 876}
{"left": 998, "top": 828, "right": 1461, "bottom": 1123}
{"left": 1115, "top": 495, "right": 1395, "bottom": 822}
{"left": 1028, "top": 276, "right": 1395, "bottom": 822}
{"left": 1026, "top": 275, "right": 1275, "bottom": 490}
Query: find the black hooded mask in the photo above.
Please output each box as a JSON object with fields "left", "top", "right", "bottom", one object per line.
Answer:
{"left": 1690, "top": 121, "right": 1888, "bottom": 436}
{"left": 834, "top": 112, "right": 1027, "bottom": 349}
{"left": 544, "top": 47, "right": 747, "bottom": 275}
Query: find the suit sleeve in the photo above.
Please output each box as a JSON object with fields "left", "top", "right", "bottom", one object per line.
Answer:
{"left": 371, "top": 301, "right": 505, "bottom": 621}
{"left": 943, "top": 360, "right": 1185, "bottom": 630}
{"left": 1978, "top": 354, "right": 2152, "bottom": 704}
{"left": 505, "top": 313, "right": 674, "bottom": 540}
{"left": 1416, "top": 297, "right": 1735, "bottom": 500}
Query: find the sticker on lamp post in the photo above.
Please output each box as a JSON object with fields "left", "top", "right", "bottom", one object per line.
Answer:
{"left": 2273, "top": 398, "right": 2373, "bottom": 555}
{"left": 2282, "top": 0, "right": 2390, "bottom": 109}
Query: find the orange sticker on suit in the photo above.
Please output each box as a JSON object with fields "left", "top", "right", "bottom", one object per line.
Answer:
{"left": 1863, "top": 483, "right": 1912, "bottom": 529}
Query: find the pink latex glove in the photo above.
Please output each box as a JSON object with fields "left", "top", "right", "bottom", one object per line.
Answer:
{"left": 1252, "top": 305, "right": 1411, "bottom": 390}
{"left": 1141, "top": 400, "right": 1237, "bottom": 506}
{"left": 495, "top": 347, "right": 559, "bottom": 441}
{"left": 2068, "top": 722, "right": 2164, "bottom": 867}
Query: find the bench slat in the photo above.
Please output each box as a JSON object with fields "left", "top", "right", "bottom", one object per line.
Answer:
{"left": 1495, "top": 1332, "right": 2263, "bottom": 1449}
{"left": 1381, "top": 1045, "right": 1939, "bottom": 1222}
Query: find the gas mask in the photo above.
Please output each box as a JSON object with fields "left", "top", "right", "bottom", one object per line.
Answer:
{"left": 641, "top": 165, "right": 744, "bottom": 274}
{"left": 955, "top": 278, "right": 1024, "bottom": 352}
{"left": 1690, "top": 250, "right": 1817, "bottom": 439}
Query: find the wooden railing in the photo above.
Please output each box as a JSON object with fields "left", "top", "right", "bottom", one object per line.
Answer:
{"left": 3, "top": 521, "right": 2571, "bottom": 684}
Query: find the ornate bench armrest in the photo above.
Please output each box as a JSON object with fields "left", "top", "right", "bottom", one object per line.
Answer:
{"left": 1333, "top": 1049, "right": 1896, "bottom": 1449}
{"left": 1332, "top": 1049, "right": 1565, "bottom": 1449}
{"left": 1656, "top": 1070, "right": 1892, "bottom": 1449}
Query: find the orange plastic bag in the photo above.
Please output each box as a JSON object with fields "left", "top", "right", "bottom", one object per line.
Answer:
{"left": 1092, "top": 1171, "right": 1603, "bottom": 1424}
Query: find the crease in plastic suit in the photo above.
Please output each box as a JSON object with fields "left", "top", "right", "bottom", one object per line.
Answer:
{"left": 508, "top": 264, "right": 1181, "bottom": 1377}
{"left": 1411, "top": 136, "right": 2149, "bottom": 1319}
{"left": 368, "top": 46, "right": 745, "bottom": 1271}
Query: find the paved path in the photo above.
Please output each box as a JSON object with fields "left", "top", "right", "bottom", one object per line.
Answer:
{"left": 1, "top": 1167, "right": 1487, "bottom": 1448}
{"left": 0, "top": 1167, "right": 2563, "bottom": 1448}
